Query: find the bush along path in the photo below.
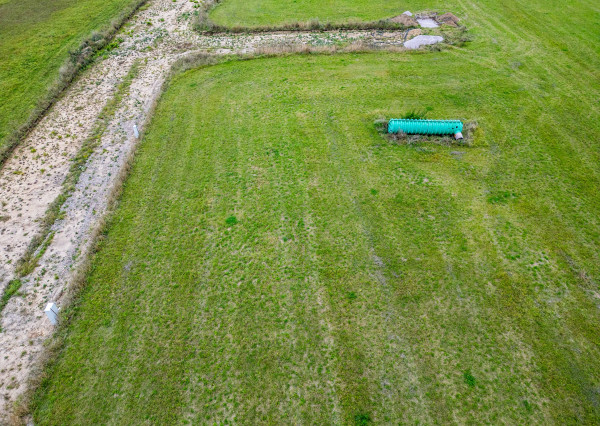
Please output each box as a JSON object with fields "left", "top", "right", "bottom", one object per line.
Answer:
{"left": 0, "top": 0, "right": 455, "bottom": 419}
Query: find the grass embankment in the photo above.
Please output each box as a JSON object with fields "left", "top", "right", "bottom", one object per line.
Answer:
{"left": 34, "top": 0, "right": 600, "bottom": 423}
{"left": 0, "top": 0, "right": 144, "bottom": 160}
{"left": 199, "top": 0, "right": 421, "bottom": 34}
{"left": 208, "top": 0, "right": 444, "bottom": 28}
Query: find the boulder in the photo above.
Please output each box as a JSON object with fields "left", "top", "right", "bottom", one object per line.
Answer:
{"left": 416, "top": 18, "right": 439, "bottom": 28}
{"left": 404, "top": 35, "right": 444, "bottom": 49}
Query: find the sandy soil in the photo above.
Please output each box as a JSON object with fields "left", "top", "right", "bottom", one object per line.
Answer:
{"left": 0, "top": 0, "right": 411, "bottom": 419}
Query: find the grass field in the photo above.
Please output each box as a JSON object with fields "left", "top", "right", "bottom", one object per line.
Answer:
{"left": 0, "top": 0, "right": 141, "bottom": 156}
{"left": 208, "top": 0, "right": 422, "bottom": 27}
{"left": 33, "top": 0, "right": 600, "bottom": 423}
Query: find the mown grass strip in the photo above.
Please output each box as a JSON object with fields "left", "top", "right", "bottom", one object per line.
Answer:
{"left": 207, "top": 0, "right": 437, "bottom": 28}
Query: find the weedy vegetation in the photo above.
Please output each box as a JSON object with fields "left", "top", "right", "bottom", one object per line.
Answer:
{"left": 402, "top": 109, "right": 430, "bottom": 120}
{"left": 0, "top": 279, "right": 22, "bottom": 315}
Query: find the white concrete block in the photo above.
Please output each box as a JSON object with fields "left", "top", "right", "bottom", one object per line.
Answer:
{"left": 45, "top": 302, "right": 59, "bottom": 325}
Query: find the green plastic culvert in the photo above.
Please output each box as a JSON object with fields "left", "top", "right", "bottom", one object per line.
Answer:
{"left": 388, "top": 119, "right": 464, "bottom": 139}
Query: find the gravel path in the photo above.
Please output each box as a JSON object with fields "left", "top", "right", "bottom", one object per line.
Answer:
{"left": 0, "top": 0, "right": 410, "bottom": 419}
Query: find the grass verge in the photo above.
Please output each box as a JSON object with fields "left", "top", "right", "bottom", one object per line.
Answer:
{"left": 0, "top": 0, "right": 148, "bottom": 164}
{"left": 0, "top": 279, "right": 22, "bottom": 317}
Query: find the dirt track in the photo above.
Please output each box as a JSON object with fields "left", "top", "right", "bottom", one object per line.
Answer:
{"left": 0, "top": 0, "right": 410, "bottom": 419}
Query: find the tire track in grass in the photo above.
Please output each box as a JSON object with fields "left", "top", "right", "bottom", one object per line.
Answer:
{"left": 402, "top": 61, "right": 600, "bottom": 420}
{"left": 181, "top": 111, "right": 229, "bottom": 423}
{"left": 364, "top": 156, "right": 516, "bottom": 422}
{"left": 412, "top": 151, "right": 554, "bottom": 422}
{"left": 302, "top": 210, "right": 343, "bottom": 422}
{"left": 167, "top": 82, "right": 244, "bottom": 422}
{"left": 480, "top": 159, "right": 600, "bottom": 420}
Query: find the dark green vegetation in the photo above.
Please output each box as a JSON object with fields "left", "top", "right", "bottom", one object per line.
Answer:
{"left": 34, "top": 0, "right": 600, "bottom": 423}
{"left": 0, "top": 0, "right": 142, "bottom": 158}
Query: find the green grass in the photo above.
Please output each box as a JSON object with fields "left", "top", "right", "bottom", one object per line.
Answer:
{"left": 0, "top": 279, "right": 22, "bottom": 314}
{"left": 209, "top": 0, "right": 456, "bottom": 28}
{"left": 33, "top": 0, "right": 600, "bottom": 423}
{"left": 0, "top": 0, "right": 141, "bottom": 156}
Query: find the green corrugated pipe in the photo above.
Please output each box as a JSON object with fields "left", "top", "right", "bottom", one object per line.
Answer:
{"left": 388, "top": 119, "right": 463, "bottom": 139}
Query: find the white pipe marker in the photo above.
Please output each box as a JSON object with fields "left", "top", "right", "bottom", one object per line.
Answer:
{"left": 133, "top": 124, "right": 139, "bottom": 139}
{"left": 44, "top": 302, "right": 59, "bottom": 325}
